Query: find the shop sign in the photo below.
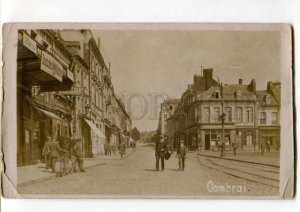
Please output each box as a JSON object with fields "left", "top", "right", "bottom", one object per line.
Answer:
{"left": 41, "top": 51, "right": 64, "bottom": 82}
{"left": 23, "top": 33, "right": 37, "bottom": 54}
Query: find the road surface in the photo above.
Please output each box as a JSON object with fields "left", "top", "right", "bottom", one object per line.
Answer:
{"left": 18, "top": 143, "right": 279, "bottom": 197}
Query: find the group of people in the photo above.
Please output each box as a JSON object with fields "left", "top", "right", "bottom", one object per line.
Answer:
{"left": 104, "top": 142, "right": 126, "bottom": 157}
{"left": 42, "top": 136, "right": 86, "bottom": 174}
{"left": 155, "top": 135, "right": 187, "bottom": 171}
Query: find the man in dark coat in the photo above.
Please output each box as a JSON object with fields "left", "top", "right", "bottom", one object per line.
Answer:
{"left": 177, "top": 140, "right": 187, "bottom": 171}
{"left": 155, "top": 135, "right": 168, "bottom": 171}
{"left": 48, "top": 137, "right": 67, "bottom": 173}
{"left": 71, "top": 139, "right": 86, "bottom": 172}
{"left": 42, "top": 136, "right": 52, "bottom": 170}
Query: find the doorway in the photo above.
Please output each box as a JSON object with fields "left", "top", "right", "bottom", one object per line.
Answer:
{"left": 205, "top": 134, "right": 210, "bottom": 150}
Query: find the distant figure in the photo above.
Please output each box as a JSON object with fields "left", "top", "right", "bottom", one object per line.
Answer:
{"left": 48, "top": 138, "right": 67, "bottom": 173}
{"left": 232, "top": 141, "right": 237, "bottom": 156}
{"left": 266, "top": 139, "right": 271, "bottom": 152}
{"left": 112, "top": 144, "right": 117, "bottom": 156}
{"left": 119, "top": 142, "right": 126, "bottom": 158}
{"left": 107, "top": 144, "right": 112, "bottom": 155}
{"left": 177, "top": 140, "right": 187, "bottom": 171}
{"left": 42, "top": 136, "right": 52, "bottom": 170}
{"left": 71, "top": 139, "right": 86, "bottom": 172}
{"left": 155, "top": 135, "right": 168, "bottom": 171}
{"left": 104, "top": 142, "right": 108, "bottom": 155}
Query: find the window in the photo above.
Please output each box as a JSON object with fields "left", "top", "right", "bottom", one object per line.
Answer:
{"left": 214, "top": 107, "right": 220, "bottom": 122}
{"left": 164, "top": 114, "right": 168, "bottom": 119}
{"left": 214, "top": 91, "right": 220, "bottom": 99}
{"left": 260, "top": 112, "right": 266, "bottom": 124}
{"left": 236, "top": 107, "right": 243, "bottom": 122}
{"left": 197, "top": 106, "right": 201, "bottom": 122}
{"left": 204, "top": 107, "right": 210, "bottom": 122}
{"left": 194, "top": 108, "right": 197, "bottom": 123}
{"left": 246, "top": 107, "right": 253, "bottom": 122}
{"left": 272, "top": 112, "right": 278, "bottom": 124}
{"left": 169, "top": 105, "right": 173, "bottom": 111}
{"left": 225, "top": 107, "right": 232, "bottom": 122}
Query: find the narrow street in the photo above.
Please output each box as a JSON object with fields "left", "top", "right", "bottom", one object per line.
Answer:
{"left": 18, "top": 143, "right": 279, "bottom": 197}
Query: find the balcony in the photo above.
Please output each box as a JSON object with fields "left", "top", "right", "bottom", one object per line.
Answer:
{"left": 61, "top": 86, "right": 89, "bottom": 97}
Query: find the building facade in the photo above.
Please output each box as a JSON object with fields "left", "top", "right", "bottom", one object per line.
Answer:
{"left": 17, "top": 30, "right": 75, "bottom": 166}
{"left": 158, "top": 99, "right": 180, "bottom": 149}
{"left": 163, "top": 68, "right": 280, "bottom": 152}
{"left": 17, "top": 29, "right": 132, "bottom": 166}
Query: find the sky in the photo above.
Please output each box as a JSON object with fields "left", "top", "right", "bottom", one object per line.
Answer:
{"left": 93, "top": 29, "right": 281, "bottom": 132}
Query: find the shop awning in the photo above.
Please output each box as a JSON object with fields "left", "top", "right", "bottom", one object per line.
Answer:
{"left": 34, "top": 107, "right": 63, "bottom": 121}
{"left": 83, "top": 118, "right": 106, "bottom": 138}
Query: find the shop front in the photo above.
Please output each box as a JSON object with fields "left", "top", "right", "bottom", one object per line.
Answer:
{"left": 83, "top": 118, "right": 106, "bottom": 157}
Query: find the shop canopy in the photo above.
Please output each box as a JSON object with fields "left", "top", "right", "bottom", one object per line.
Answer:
{"left": 34, "top": 106, "right": 63, "bottom": 121}
{"left": 83, "top": 118, "right": 106, "bottom": 139}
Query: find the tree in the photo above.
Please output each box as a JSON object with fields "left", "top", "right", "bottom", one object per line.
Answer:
{"left": 131, "top": 127, "right": 141, "bottom": 141}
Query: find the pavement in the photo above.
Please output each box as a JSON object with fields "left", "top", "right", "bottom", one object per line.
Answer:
{"left": 18, "top": 143, "right": 279, "bottom": 197}
{"left": 17, "top": 147, "right": 136, "bottom": 186}
{"left": 197, "top": 149, "right": 280, "bottom": 167}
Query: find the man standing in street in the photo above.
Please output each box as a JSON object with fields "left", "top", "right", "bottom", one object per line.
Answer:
{"left": 232, "top": 141, "right": 237, "bottom": 156}
{"left": 71, "top": 139, "right": 86, "bottom": 172}
{"left": 177, "top": 140, "right": 187, "bottom": 171}
{"left": 48, "top": 137, "right": 67, "bottom": 173}
{"left": 155, "top": 135, "right": 168, "bottom": 171}
{"left": 42, "top": 136, "right": 52, "bottom": 170}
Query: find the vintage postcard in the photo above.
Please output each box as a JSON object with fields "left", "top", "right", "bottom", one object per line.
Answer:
{"left": 1, "top": 23, "right": 294, "bottom": 198}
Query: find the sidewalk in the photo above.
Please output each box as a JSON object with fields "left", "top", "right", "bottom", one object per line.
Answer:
{"left": 17, "top": 147, "right": 136, "bottom": 187}
{"left": 197, "top": 150, "right": 280, "bottom": 167}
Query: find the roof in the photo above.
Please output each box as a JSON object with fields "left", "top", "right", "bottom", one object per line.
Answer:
{"left": 163, "top": 99, "right": 180, "bottom": 104}
{"left": 256, "top": 90, "right": 279, "bottom": 107}
{"left": 196, "top": 85, "right": 257, "bottom": 101}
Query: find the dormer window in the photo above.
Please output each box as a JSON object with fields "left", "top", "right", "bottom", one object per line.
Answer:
{"left": 265, "top": 94, "right": 271, "bottom": 105}
{"left": 214, "top": 90, "right": 220, "bottom": 99}
{"left": 235, "top": 90, "right": 242, "bottom": 99}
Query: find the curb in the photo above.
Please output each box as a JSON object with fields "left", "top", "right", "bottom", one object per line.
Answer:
{"left": 197, "top": 153, "right": 280, "bottom": 168}
{"left": 17, "top": 162, "right": 107, "bottom": 188}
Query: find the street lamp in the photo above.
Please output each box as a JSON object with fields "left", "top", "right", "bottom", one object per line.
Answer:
{"left": 219, "top": 83, "right": 226, "bottom": 157}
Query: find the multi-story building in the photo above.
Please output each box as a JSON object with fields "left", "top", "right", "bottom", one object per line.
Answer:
{"left": 60, "top": 30, "right": 131, "bottom": 156}
{"left": 158, "top": 99, "right": 180, "bottom": 148}
{"left": 17, "top": 30, "right": 75, "bottom": 166}
{"left": 165, "top": 68, "right": 280, "bottom": 151}
{"left": 256, "top": 81, "right": 281, "bottom": 150}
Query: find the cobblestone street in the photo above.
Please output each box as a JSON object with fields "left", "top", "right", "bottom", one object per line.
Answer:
{"left": 18, "top": 143, "right": 279, "bottom": 197}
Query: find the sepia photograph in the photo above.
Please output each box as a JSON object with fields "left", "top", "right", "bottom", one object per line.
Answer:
{"left": 1, "top": 23, "right": 294, "bottom": 198}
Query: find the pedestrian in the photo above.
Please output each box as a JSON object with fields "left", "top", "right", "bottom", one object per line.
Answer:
{"left": 71, "top": 139, "right": 86, "bottom": 172}
{"left": 155, "top": 135, "right": 168, "bottom": 171}
{"left": 107, "top": 144, "right": 112, "bottom": 155}
{"left": 177, "top": 140, "right": 187, "bottom": 171}
{"left": 48, "top": 137, "right": 67, "bottom": 173}
{"left": 267, "top": 139, "right": 271, "bottom": 152}
{"left": 42, "top": 136, "right": 52, "bottom": 170}
{"left": 232, "top": 141, "right": 237, "bottom": 156}
{"left": 112, "top": 144, "right": 117, "bottom": 156}
{"left": 119, "top": 142, "right": 126, "bottom": 158}
{"left": 104, "top": 142, "right": 108, "bottom": 155}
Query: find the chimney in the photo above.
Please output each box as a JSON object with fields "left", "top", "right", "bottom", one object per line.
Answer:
{"left": 239, "top": 79, "right": 243, "bottom": 85}
{"left": 203, "top": 68, "right": 213, "bottom": 79}
{"left": 267, "top": 81, "right": 273, "bottom": 92}
{"left": 203, "top": 68, "right": 213, "bottom": 90}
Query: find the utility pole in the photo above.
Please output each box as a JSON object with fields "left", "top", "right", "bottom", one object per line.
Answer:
{"left": 219, "top": 82, "right": 226, "bottom": 157}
